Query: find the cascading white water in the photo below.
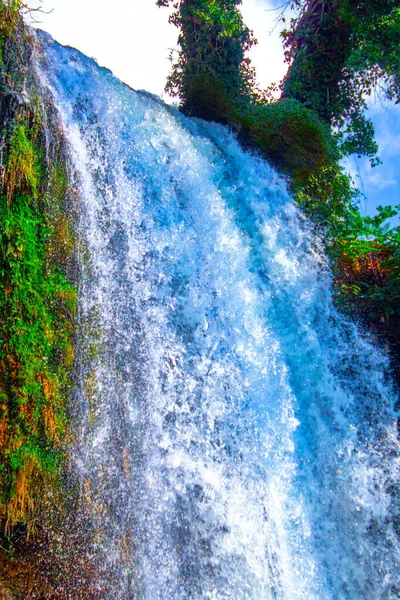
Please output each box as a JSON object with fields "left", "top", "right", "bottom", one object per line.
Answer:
{"left": 36, "top": 31, "right": 400, "bottom": 599}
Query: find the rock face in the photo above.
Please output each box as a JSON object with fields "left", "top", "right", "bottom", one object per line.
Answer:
{"left": 0, "top": 14, "right": 98, "bottom": 600}
{"left": 0, "top": 582, "right": 14, "bottom": 600}
{"left": 0, "top": 510, "right": 100, "bottom": 599}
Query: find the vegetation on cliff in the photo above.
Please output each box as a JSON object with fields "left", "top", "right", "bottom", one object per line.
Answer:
{"left": 158, "top": 0, "right": 335, "bottom": 180}
{"left": 0, "top": 2, "right": 76, "bottom": 533}
{"left": 157, "top": 0, "right": 256, "bottom": 121}
{"left": 0, "top": 6, "right": 102, "bottom": 598}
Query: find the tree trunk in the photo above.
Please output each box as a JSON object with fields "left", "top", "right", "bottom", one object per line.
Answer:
{"left": 281, "top": 0, "right": 352, "bottom": 122}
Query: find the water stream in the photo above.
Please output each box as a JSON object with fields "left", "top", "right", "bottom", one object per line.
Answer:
{"left": 36, "top": 31, "right": 400, "bottom": 599}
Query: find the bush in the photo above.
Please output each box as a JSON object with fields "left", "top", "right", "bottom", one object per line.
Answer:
{"left": 236, "top": 98, "right": 336, "bottom": 179}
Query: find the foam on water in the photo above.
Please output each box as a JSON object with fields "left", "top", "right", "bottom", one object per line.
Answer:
{"left": 36, "top": 31, "right": 400, "bottom": 599}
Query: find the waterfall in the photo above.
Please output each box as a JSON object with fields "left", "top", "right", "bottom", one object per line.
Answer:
{"left": 36, "top": 31, "right": 400, "bottom": 599}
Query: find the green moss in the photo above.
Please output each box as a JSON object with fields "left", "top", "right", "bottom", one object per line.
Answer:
{"left": 6, "top": 124, "right": 41, "bottom": 201}
{"left": 0, "top": 2, "right": 18, "bottom": 38}
{"left": 0, "top": 17, "right": 77, "bottom": 530}
{"left": 235, "top": 98, "right": 336, "bottom": 179}
{"left": 0, "top": 172, "right": 77, "bottom": 526}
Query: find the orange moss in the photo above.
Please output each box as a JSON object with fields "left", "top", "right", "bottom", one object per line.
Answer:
{"left": 7, "top": 455, "right": 42, "bottom": 531}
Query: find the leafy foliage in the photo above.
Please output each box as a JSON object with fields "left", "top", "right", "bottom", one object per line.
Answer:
{"left": 294, "top": 160, "right": 400, "bottom": 360}
{"left": 158, "top": 0, "right": 256, "bottom": 121}
{"left": 281, "top": 0, "right": 400, "bottom": 163}
{"left": 237, "top": 98, "right": 335, "bottom": 178}
{"left": 331, "top": 205, "right": 400, "bottom": 359}
{"left": 158, "top": 0, "right": 336, "bottom": 175}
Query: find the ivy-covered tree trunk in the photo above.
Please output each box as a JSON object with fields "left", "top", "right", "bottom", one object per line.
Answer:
{"left": 158, "top": 0, "right": 255, "bottom": 122}
{"left": 281, "top": 0, "right": 400, "bottom": 160}
{"left": 281, "top": 0, "right": 352, "bottom": 122}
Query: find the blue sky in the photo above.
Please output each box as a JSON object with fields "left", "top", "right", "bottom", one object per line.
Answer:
{"left": 346, "top": 100, "right": 400, "bottom": 222}
{"left": 31, "top": 0, "right": 399, "bottom": 223}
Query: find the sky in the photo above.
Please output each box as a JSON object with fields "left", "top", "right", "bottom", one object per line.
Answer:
{"left": 29, "top": 0, "right": 288, "bottom": 96}
{"left": 346, "top": 100, "right": 400, "bottom": 221}
{"left": 29, "top": 0, "right": 399, "bottom": 223}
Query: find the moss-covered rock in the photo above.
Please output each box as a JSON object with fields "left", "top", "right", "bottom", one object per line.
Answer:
{"left": 235, "top": 98, "right": 336, "bottom": 180}
{"left": 0, "top": 7, "right": 101, "bottom": 598}
{"left": 0, "top": 10, "right": 77, "bottom": 531}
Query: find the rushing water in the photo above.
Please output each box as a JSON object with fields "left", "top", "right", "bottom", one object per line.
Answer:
{"left": 36, "top": 31, "right": 400, "bottom": 599}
